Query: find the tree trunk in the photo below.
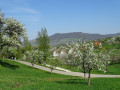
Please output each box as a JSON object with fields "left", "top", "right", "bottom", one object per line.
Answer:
{"left": 70, "top": 65, "right": 72, "bottom": 69}
{"left": 43, "top": 55, "right": 46, "bottom": 65}
{"left": 88, "top": 69, "right": 92, "bottom": 86}
{"left": 106, "top": 65, "right": 108, "bottom": 73}
{"left": 84, "top": 72, "right": 86, "bottom": 80}
{"left": 82, "top": 53, "right": 86, "bottom": 80}
{"left": 38, "top": 60, "right": 41, "bottom": 64}
{"left": 2, "top": 56, "right": 4, "bottom": 60}
{"left": 51, "top": 68, "right": 53, "bottom": 74}
{"left": 83, "top": 61, "right": 86, "bottom": 80}
{"left": 31, "top": 63, "right": 34, "bottom": 68}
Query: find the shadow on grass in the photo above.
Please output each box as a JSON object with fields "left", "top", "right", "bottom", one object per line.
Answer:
{"left": 110, "top": 62, "right": 120, "bottom": 65}
{"left": 0, "top": 60, "right": 19, "bottom": 69}
{"left": 56, "top": 79, "right": 87, "bottom": 86}
{"left": 45, "top": 71, "right": 52, "bottom": 74}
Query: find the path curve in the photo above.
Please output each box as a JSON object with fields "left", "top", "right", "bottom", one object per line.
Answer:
{"left": 15, "top": 60, "right": 120, "bottom": 78}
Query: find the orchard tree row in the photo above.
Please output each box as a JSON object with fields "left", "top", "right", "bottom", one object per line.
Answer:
{"left": 52, "top": 40, "right": 110, "bottom": 85}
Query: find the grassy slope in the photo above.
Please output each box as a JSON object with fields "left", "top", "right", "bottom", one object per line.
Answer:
{"left": 0, "top": 59, "right": 120, "bottom": 90}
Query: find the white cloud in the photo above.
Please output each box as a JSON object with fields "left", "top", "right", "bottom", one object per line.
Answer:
{"left": 12, "top": 0, "right": 29, "bottom": 4}
{"left": 0, "top": 0, "right": 39, "bottom": 14}
{"left": 8, "top": 7, "right": 39, "bottom": 14}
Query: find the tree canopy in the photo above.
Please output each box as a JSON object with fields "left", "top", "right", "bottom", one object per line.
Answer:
{"left": 0, "top": 9, "right": 28, "bottom": 59}
{"left": 36, "top": 27, "right": 50, "bottom": 64}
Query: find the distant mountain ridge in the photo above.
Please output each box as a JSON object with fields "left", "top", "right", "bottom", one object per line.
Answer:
{"left": 29, "top": 32, "right": 120, "bottom": 46}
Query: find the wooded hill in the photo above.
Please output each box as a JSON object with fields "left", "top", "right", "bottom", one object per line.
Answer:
{"left": 29, "top": 32, "right": 120, "bottom": 46}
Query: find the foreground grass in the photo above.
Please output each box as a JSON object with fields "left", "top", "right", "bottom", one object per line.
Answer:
{"left": 0, "top": 59, "right": 120, "bottom": 90}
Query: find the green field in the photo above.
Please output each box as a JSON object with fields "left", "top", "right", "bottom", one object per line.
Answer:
{"left": 0, "top": 59, "right": 120, "bottom": 90}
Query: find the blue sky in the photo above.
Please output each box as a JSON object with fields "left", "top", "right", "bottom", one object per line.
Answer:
{"left": 0, "top": 0, "right": 120, "bottom": 40}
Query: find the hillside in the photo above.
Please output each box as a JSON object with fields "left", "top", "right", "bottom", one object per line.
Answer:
{"left": 29, "top": 32, "right": 120, "bottom": 46}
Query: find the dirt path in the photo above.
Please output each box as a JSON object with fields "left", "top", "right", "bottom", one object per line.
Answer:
{"left": 15, "top": 60, "right": 120, "bottom": 78}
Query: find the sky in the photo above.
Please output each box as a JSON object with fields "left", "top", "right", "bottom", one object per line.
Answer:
{"left": 0, "top": 0, "right": 120, "bottom": 40}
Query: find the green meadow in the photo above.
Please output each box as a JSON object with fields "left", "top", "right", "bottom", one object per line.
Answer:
{"left": 0, "top": 59, "right": 120, "bottom": 90}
